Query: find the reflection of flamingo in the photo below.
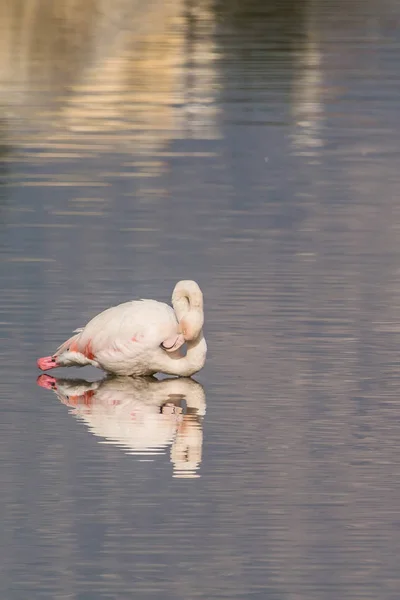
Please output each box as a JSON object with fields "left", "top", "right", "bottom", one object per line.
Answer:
{"left": 38, "top": 374, "right": 206, "bottom": 478}
{"left": 37, "top": 280, "right": 207, "bottom": 377}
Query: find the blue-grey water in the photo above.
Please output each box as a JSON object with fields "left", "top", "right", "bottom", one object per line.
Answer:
{"left": 2, "top": 0, "right": 400, "bottom": 598}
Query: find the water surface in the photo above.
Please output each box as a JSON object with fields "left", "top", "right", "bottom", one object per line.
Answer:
{"left": 1, "top": 0, "right": 400, "bottom": 598}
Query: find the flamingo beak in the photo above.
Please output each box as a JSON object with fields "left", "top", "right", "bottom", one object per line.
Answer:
{"left": 162, "top": 333, "right": 185, "bottom": 352}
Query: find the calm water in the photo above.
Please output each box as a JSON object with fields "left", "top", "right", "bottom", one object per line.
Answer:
{"left": 2, "top": 0, "right": 400, "bottom": 598}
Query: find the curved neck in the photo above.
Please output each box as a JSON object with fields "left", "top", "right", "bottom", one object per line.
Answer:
{"left": 155, "top": 333, "right": 207, "bottom": 377}
{"left": 153, "top": 280, "right": 207, "bottom": 377}
{"left": 172, "top": 280, "right": 204, "bottom": 339}
{"left": 172, "top": 280, "right": 203, "bottom": 320}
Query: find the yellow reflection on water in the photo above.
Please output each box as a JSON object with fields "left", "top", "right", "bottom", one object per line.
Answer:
{"left": 0, "top": 0, "right": 219, "bottom": 165}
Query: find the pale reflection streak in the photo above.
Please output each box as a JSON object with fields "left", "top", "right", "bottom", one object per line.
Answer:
{"left": 37, "top": 374, "right": 206, "bottom": 478}
{"left": 290, "top": 10, "right": 323, "bottom": 157}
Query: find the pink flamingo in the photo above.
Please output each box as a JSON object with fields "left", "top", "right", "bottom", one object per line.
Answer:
{"left": 37, "top": 280, "right": 207, "bottom": 377}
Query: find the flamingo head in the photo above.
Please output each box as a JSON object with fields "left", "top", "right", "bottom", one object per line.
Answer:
{"left": 162, "top": 333, "right": 186, "bottom": 353}
{"left": 179, "top": 311, "right": 203, "bottom": 342}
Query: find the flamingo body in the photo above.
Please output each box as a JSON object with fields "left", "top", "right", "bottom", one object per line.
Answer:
{"left": 37, "top": 280, "right": 207, "bottom": 377}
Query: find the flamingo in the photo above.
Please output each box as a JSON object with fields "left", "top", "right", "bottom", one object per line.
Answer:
{"left": 37, "top": 280, "right": 207, "bottom": 377}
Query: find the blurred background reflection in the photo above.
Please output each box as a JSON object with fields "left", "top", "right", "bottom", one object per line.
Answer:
{"left": 2, "top": 0, "right": 400, "bottom": 599}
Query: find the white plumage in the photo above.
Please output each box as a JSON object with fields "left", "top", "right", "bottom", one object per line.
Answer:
{"left": 37, "top": 280, "right": 207, "bottom": 377}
